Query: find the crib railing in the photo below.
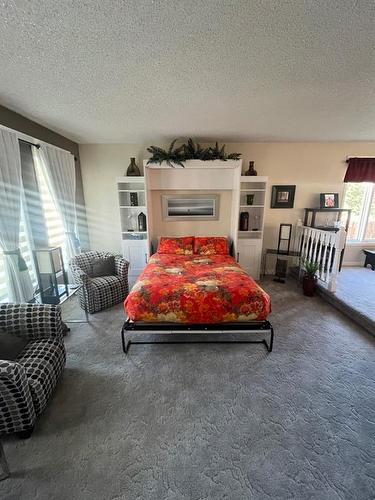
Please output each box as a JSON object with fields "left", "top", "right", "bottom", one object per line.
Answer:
{"left": 296, "top": 225, "right": 347, "bottom": 292}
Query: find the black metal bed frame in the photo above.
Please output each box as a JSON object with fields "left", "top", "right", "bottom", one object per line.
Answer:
{"left": 121, "top": 319, "right": 274, "bottom": 354}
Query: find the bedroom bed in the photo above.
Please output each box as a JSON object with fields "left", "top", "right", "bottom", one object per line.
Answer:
{"left": 122, "top": 237, "right": 273, "bottom": 353}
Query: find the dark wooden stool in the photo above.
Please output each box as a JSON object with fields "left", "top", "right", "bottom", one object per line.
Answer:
{"left": 363, "top": 249, "right": 375, "bottom": 270}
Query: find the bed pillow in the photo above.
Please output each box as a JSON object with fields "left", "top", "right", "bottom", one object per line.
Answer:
{"left": 158, "top": 237, "right": 194, "bottom": 255}
{"left": 194, "top": 237, "right": 229, "bottom": 255}
{"left": 91, "top": 256, "right": 116, "bottom": 277}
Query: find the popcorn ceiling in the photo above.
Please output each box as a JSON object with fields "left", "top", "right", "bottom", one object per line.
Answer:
{"left": 1, "top": 0, "right": 374, "bottom": 143}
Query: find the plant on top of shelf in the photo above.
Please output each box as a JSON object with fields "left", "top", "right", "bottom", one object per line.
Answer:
{"left": 207, "top": 142, "right": 241, "bottom": 161}
{"left": 147, "top": 138, "right": 241, "bottom": 167}
{"left": 146, "top": 139, "right": 185, "bottom": 168}
{"left": 182, "top": 138, "right": 211, "bottom": 161}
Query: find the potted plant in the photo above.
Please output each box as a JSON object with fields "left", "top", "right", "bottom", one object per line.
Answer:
{"left": 302, "top": 259, "right": 320, "bottom": 296}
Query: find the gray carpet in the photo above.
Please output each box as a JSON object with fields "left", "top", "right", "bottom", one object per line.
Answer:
{"left": 335, "top": 267, "right": 375, "bottom": 325}
{"left": 1, "top": 279, "right": 374, "bottom": 500}
{"left": 318, "top": 267, "right": 375, "bottom": 335}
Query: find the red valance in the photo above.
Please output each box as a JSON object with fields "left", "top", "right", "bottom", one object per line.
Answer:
{"left": 344, "top": 157, "right": 375, "bottom": 183}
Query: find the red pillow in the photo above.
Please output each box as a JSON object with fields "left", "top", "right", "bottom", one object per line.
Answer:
{"left": 194, "top": 237, "right": 229, "bottom": 255}
{"left": 158, "top": 237, "right": 194, "bottom": 255}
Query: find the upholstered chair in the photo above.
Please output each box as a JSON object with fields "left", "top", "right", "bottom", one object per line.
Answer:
{"left": 0, "top": 303, "right": 66, "bottom": 441}
{"left": 69, "top": 251, "right": 129, "bottom": 314}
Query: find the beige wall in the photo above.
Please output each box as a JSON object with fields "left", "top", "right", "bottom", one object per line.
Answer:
{"left": 79, "top": 144, "right": 144, "bottom": 252}
{"left": 226, "top": 142, "right": 375, "bottom": 265}
{"left": 80, "top": 142, "right": 375, "bottom": 263}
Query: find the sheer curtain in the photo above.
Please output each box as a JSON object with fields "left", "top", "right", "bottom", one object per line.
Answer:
{"left": 0, "top": 129, "right": 34, "bottom": 302}
{"left": 32, "top": 145, "right": 80, "bottom": 269}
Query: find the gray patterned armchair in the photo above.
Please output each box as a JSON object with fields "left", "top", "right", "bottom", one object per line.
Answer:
{"left": 70, "top": 251, "right": 129, "bottom": 314}
{"left": 0, "top": 304, "right": 66, "bottom": 440}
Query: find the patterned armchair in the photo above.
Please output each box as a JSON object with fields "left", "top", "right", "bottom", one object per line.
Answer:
{"left": 69, "top": 251, "right": 129, "bottom": 314}
{"left": 0, "top": 304, "right": 66, "bottom": 439}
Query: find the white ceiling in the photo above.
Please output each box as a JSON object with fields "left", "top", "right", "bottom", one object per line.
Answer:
{"left": 1, "top": 0, "right": 375, "bottom": 144}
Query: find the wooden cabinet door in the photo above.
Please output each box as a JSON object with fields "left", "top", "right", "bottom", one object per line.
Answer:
{"left": 237, "top": 240, "right": 261, "bottom": 279}
{"left": 122, "top": 240, "right": 148, "bottom": 280}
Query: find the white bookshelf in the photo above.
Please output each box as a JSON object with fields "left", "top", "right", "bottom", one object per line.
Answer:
{"left": 116, "top": 176, "right": 150, "bottom": 285}
{"left": 236, "top": 176, "right": 268, "bottom": 279}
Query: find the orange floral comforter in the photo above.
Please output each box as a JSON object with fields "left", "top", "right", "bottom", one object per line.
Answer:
{"left": 124, "top": 254, "right": 271, "bottom": 323}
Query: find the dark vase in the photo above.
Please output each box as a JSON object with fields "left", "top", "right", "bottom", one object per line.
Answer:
{"left": 138, "top": 212, "right": 147, "bottom": 232}
{"left": 126, "top": 157, "right": 141, "bottom": 176}
{"left": 130, "top": 192, "right": 138, "bottom": 206}
{"left": 239, "top": 212, "right": 249, "bottom": 231}
{"left": 245, "top": 161, "right": 257, "bottom": 176}
{"left": 302, "top": 274, "right": 317, "bottom": 296}
{"left": 246, "top": 194, "right": 254, "bottom": 205}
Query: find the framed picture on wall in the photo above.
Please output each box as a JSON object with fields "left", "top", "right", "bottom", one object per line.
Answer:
{"left": 162, "top": 194, "right": 220, "bottom": 220}
{"left": 320, "top": 193, "right": 339, "bottom": 209}
{"left": 271, "top": 185, "right": 296, "bottom": 209}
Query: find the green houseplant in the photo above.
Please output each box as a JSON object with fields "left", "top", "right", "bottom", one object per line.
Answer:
{"left": 146, "top": 139, "right": 185, "bottom": 168}
{"left": 302, "top": 259, "right": 320, "bottom": 296}
{"left": 147, "top": 138, "right": 241, "bottom": 167}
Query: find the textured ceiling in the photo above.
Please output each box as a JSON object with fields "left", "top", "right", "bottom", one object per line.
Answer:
{"left": 1, "top": 0, "right": 375, "bottom": 143}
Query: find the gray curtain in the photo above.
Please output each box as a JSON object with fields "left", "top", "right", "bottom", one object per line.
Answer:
{"left": 0, "top": 129, "right": 34, "bottom": 302}
{"left": 32, "top": 145, "right": 80, "bottom": 267}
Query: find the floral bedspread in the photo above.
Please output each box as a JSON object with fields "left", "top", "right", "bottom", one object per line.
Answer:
{"left": 124, "top": 254, "right": 271, "bottom": 323}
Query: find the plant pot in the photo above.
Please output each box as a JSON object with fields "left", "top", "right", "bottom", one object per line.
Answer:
{"left": 302, "top": 274, "right": 317, "bottom": 296}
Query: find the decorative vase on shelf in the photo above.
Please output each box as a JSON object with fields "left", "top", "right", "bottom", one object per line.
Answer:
{"left": 245, "top": 161, "right": 257, "bottom": 176}
{"left": 130, "top": 192, "right": 138, "bottom": 206}
{"left": 239, "top": 212, "right": 249, "bottom": 231}
{"left": 246, "top": 194, "right": 254, "bottom": 205}
{"left": 138, "top": 212, "right": 147, "bottom": 232}
{"left": 252, "top": 214, "right": 260, "bottom": 231}
{"left": 126, "top": 157, "right": 141, "bottom": 176}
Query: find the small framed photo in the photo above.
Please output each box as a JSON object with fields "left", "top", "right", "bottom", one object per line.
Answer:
{"left": 271, "top": 185, "right": 296, "bottom": 209}
{"left": 320, "top": 193, "right": 339, "bottom": 209}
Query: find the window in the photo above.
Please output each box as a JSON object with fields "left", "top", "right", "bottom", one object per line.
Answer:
{"left": 19, "top": 214, "right": 37, "bottom": 289}
{"left": 0, "top": 253, "right": 7, "bottom": 302}
{"left": 1, "top": 150, "right": 65, "bottom": 303}
{"left": 343, "top": 182, "right": 375, "bottom": 242}
{"left": 0, "top": 142, "right": 69, "bottom": 302}
{"left": 33, "top": 154, "right": 66, "bottom": 257}
{"left": 364, "top": 192, "right": 375, "bottom": 240}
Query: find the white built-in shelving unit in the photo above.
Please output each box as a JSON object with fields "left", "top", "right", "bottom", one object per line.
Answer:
{"left": 117, "top": 161, "right": 267, "bottom": 283}
{"left": 116, "top": 176, "right": 150, "bottom": 285}
{"left": 237, "top": 176, "right": 268, "bottom": 279}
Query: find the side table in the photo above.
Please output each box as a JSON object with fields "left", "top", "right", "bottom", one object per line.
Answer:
{"left": 262, "top": 249, "right": 300, "bottom": 277}
{"left": 32, "top": 284, "right": 89, "bottom": 331}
